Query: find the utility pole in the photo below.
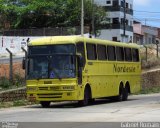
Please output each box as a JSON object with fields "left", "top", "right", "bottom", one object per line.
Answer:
{"left": 81, "top": 0, "right": 84, "bottom": 36}
{"left": 123, "top": 0, "right": 126, "bottom": 42}
{"left": 145, "top": 19, "right": 147, "bottom": 26}
{"left": 92, "top": 0, "right": 95, "bottom": 38}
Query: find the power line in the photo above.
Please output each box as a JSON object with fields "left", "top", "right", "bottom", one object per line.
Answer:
{"left": 134, "top": 10, "right": 160, "bottom": 14}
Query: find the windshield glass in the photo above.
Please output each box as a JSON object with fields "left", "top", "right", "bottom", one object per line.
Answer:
{"left": 27, "top": 44, "right": 76, "bottom": 80}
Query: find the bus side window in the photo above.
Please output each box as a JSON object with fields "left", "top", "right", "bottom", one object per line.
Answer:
{"left": 107, "top": 46, "right": 116, "bottom": 61}
{"left": 97, "top": 45, "right": 107, "bottom": 60}
{"left": 76, "top": 42, "right": 86, "bottom": 65}
{"left": 86, "top": 43, "right": 97, "bottom": 60}
{"left": 116, "top": 46, "right": 124, "bottom": 61}
{"left": 124, "top": 48, "right": 132, "bottom": 62}
{"left": 132, "top": 48, "right": 139, "bottom": 62}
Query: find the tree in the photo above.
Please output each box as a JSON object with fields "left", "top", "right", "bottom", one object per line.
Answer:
{"left": 0, "top": 0, "right": 107, "bottom": 34}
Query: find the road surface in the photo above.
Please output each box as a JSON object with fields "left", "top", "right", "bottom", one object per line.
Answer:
{"left": 0, "top": 93, "right": 160, "bottom": 123}
{"left": 0, "top": 57, "right": 23, "bottom": 64}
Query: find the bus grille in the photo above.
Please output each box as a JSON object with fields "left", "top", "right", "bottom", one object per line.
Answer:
{"left": 39, "top": 87, "right": 48, "bottom": 90}
{"left": 37, "top": 93, "right": 62, "bottom": 98}
{"left": 38, "top": 86, "right": 60, "bottom": 91}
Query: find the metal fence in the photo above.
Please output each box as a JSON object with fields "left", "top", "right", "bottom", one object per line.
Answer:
{"left": 140, "top": 44, "right": 160, "bottom": 61}
{"left": 1, "top": 26, "right": 89, "bottom": 36}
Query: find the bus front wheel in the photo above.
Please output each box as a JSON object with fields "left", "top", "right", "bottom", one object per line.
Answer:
{"left": 78, "top": 88, "right": 89, "bottom": 106}
{"left": 40, "top": 101, "right": 51, "bottom": 108}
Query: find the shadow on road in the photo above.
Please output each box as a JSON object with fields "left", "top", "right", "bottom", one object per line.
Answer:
{"left": 26, "top": 98, "right": 138, "bottom": 109}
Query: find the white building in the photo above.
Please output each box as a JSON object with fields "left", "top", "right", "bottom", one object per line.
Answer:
{"left": 95, "top": 0, "right": 133, "bottom": 43}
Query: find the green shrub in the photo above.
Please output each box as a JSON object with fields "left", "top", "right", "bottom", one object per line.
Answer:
{"left": 13, "top": 74, "right": 25, "bottom": 87}
{"left": 140, "top": 87, "right": 160, "bottom": 94}
{"left": 0, "top": 77, "right": 11, "bottom": 89}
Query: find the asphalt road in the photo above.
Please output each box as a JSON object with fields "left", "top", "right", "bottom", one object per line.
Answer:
{"left": 0, "top": 93, "right": 160, "bottom": 123}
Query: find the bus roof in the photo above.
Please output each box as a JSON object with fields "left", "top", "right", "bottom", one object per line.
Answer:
{"left": 29, "top": 36, "right": 140, "bottom": 49}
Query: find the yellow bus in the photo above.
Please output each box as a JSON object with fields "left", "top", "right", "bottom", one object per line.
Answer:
{"left": 24, "top": 36, "right": 141, "bottom": 107}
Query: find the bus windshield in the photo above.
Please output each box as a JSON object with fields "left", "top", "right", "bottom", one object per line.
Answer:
{"left": 27, "top": 44, "right": 76, "bottom": 80}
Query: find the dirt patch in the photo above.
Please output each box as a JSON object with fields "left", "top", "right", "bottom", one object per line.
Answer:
{"left": 0, "top": 62, "right": 25, "bottom": 78}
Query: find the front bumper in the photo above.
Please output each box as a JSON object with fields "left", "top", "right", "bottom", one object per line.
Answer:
{"left": 27, "top": 90, "right": 79, "bottom": 102}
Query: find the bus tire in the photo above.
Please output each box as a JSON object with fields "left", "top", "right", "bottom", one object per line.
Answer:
{"left": 40, "top": 101, "right": 51, "bottom": 108}
{"left": 118, "top": 87, "right": 128, "bottom": 101}
{"left": 89, "top": 98, "right": 95, "bottom": 104}
{"left": 78, "top": 88, "right": 89, "bottom": 106}
{"left": 122, "top": 87, "right": 128, "bottom": 101}
{"left": 111, "top": 86, "right": 128, "bottom": 102}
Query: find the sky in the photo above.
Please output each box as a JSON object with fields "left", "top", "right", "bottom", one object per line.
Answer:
{"left": 133, "top": 0, "right": 160, "bottom": 28}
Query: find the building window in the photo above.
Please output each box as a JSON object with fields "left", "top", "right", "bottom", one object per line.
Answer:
{"left": 121, "top": 18, "right": 124, "bottom": 25}
{"left": 152, "top": 36, "right": 155, "bottom": 44}
{"left": 129, "top": 36, "right": 132, "bottom": 42}
{"left": 126, "top": 2, "right": 129, "bottom": 8}
{"left": 126, "top": 19, "right": 128, "bottom": 25}
{"left": 130, "top": 4, "right": 132, "bottom": 9}
{"left": 112, "top": 37, "right": 117, "bottom": 41}
{"left": 113, "top": 18, "right": 119, "bottom": 24}
{"left": 106, "top": 0, "right": 111, "bottom": 4}
{"left": 121, "top": 0, "right": 124, "bottom": 7}
{"left": 113, "top": 0, "right": 119, "bottom": 7}
{"left": 149, "top": 38, "right": 152, "bottom": 44}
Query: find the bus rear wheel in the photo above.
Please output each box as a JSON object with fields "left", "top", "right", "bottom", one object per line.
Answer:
{"left": 111, "top": 86, "right": 128, "bottom": 102}
{"left": 122, "top": 87, "right": 128, "bottom": 101}
{"left": 40, "top": 101, "right": 51, "bottom": 108}
{"left": 78, "top": 88, "right": 89, "bottom": 106}
{"left": 118, "top": 87, "right": 128, "bottom": 101}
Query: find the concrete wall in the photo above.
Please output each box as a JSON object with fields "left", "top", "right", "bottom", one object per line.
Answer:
{"left": 0, "top": 36, "right": 40, "bottom": 55}
{"left": 97, "top": 29, "right": 133, "bottom": 42}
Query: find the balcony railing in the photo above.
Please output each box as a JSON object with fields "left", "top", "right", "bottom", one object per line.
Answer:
{"left": 99, "top": 24, "right": 133, "bottom": 32}
{"left": 103, "top": 6, "right": 133, "bottom": 15}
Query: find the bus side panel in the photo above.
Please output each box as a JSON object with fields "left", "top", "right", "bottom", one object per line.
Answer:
{"left": 84, "top": 61, "right": 141, "bottom": 99}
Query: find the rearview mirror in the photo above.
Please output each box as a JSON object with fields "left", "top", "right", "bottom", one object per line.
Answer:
{"left": 77, "top": 54, "right": 83, "bottom": 67}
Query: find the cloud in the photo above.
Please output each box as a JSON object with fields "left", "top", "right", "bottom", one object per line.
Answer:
{"left": 133, "top": 0, "right": 151, "bottom": 6}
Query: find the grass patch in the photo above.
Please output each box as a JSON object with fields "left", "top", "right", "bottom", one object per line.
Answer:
{"left": 0, "top": 100, "right": 38, "bottom": 108}
{"left": 140, "top": 87, "right": 160, "bottom": 94}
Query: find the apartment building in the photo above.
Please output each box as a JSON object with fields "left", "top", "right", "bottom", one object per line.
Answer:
{"left": 94, "top": 0, "right": 133, "bottom": 43}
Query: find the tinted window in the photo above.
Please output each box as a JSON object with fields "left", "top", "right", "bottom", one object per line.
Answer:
{"left": 76, "top": 42, "right": 86, "bottom": 65}
{"left": 124, "top": 48, "right": 132, "bottom": 61}
{"left": 107, "top": 46, "right": 116, "bottom": 61}
{"left": 116, "top": 47, "right": 124, "bottom": 61}
{"left": 97, "top": 45, "right": 107, "bottom": 60}
{"left": 86, "top": 43, "right": 97, "bottom": 60}
{"left": 29, "top": 44, "right": 75, "bottom": 55}
{"left": 132, "top": 49, "right": 139, "bottom": 62}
